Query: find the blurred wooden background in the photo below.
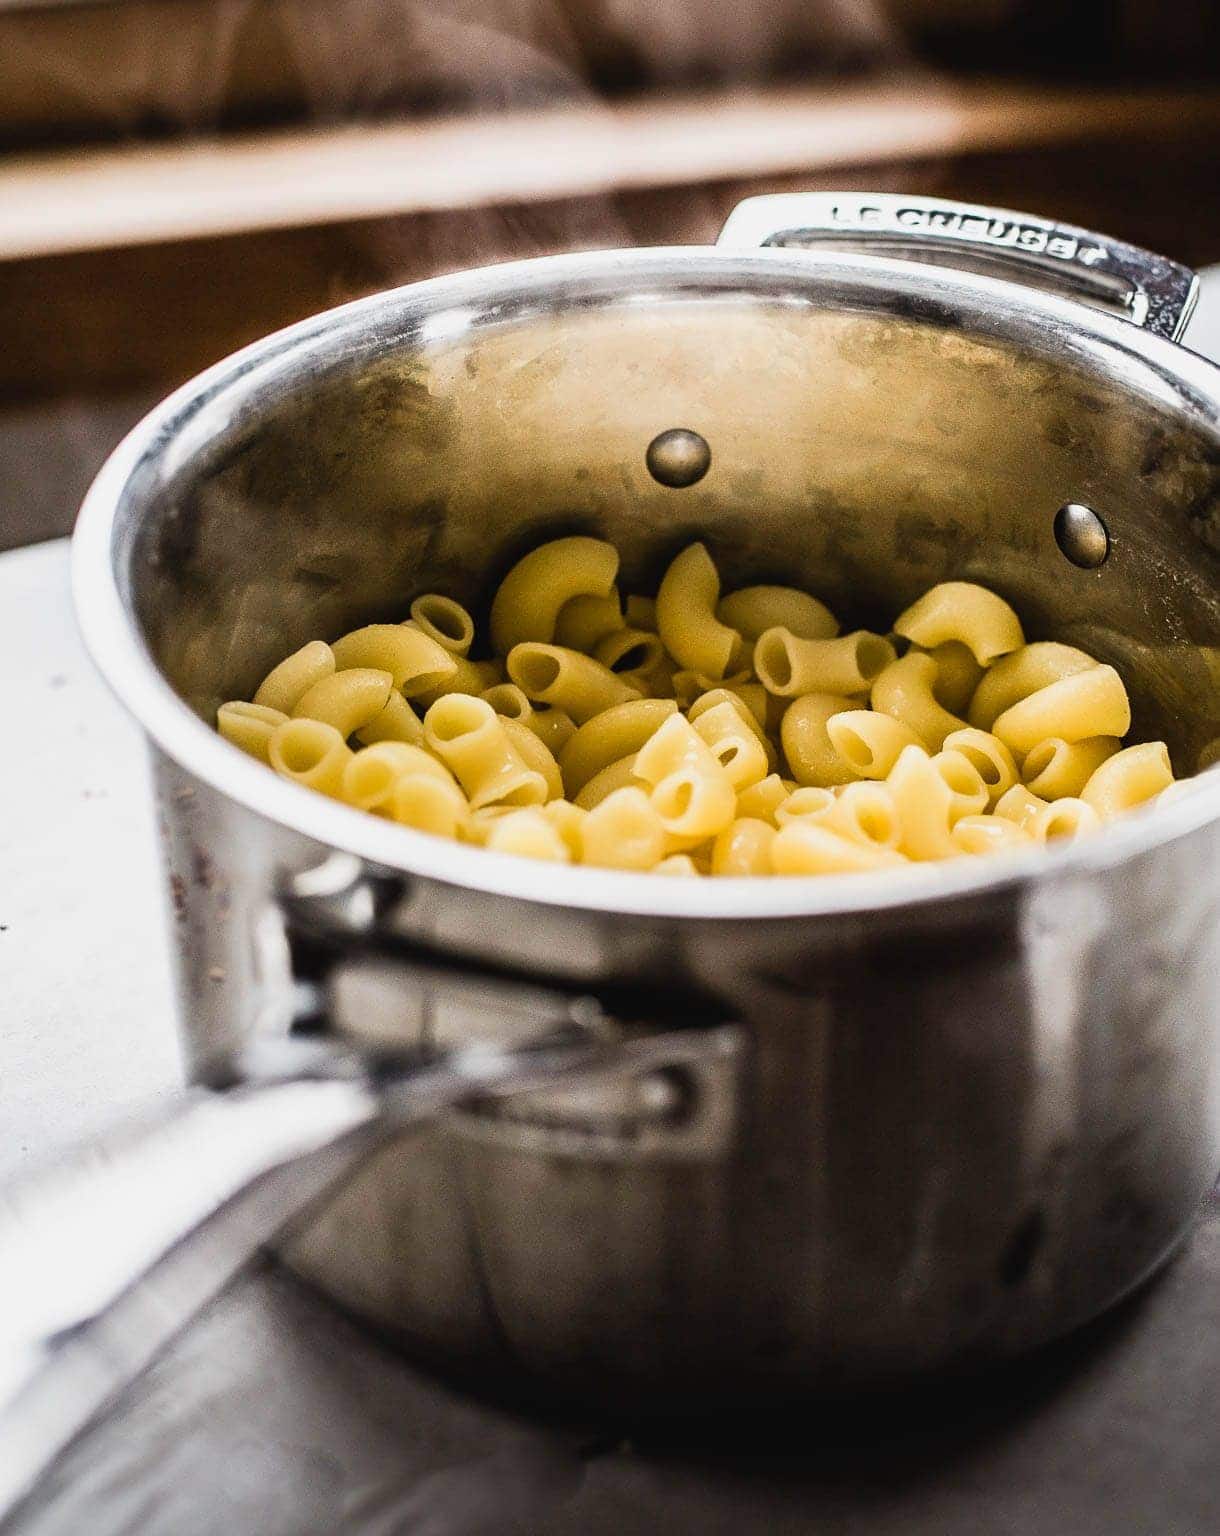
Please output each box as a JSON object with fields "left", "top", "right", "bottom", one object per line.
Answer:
{"left": 2, "top": 0, "right": 1219, "bottom": 546}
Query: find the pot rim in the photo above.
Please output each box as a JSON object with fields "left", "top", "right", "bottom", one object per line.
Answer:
{"left": 72, "top": 243, "right": 1220, "bottom": 921}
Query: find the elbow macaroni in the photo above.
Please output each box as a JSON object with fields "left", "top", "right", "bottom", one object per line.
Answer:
{"left": 894, "top": 581, "right": 1024, "bottom": 665}
{"left": 717, "top": 585, "right": 838, "bottom": 642}
{"left": 331, "top": 624, "right": 457, "bottom": 696}
{"left": 753, "top": 628, "right": 895, "bottom": 699}
{"left": 656, "top": 542, "right": 743, "bottom": 680}
{"left": 222, "top": 537, "right": 1181, "bottom": 876}
{"left": 991, "top": 666, "right": 1131, "bottom": 757}
{"left": 490, "top": 536, "right": 620, "bottom": 653}
{"left": 507, "top": 642, "right": 641, "bottom": 723}
{"left": 871, "top": 652, "right": 967, "bottom": 751}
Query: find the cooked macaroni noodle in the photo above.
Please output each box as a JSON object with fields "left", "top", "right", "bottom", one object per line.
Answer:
{"left": 753, "top": 629, "right": 895, "bottom": 699}
{"left": 893, "top": 581, "right": 1024, "bottom": 665}
{"left": 331, "top": 624, "right": 457, "bottom": 696}
{"left": 490, "top": 536, "right": 620, "bottom": 654}
{"left": 717, "top": 585, "right": 838, "bottom": 643}
{"left": 871, "top": 652, "right": 967, "bottom": 751}
{"left": 968, "top": 642, "right": 1097, "bottom": 730}
{"left": 507, "top": 642, "right": 641, "bottom": 723}
{"left": 217, "top": 701, "right": 286, "bottom": 763}
{"left": 291, "top": 669, "right": 394, "bottom": 737}
{"left": 253, "top": 640, "right": 335, "bottom": 713}
{"left": 656, "top": 542, "right": 743, "bottom": 679}
{"left": 409, "top": 594, "right": 476, "bottom": 656}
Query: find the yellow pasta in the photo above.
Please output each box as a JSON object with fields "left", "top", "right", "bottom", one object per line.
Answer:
{"left": 952, "top": 815, "right": 1033, "bottom": 856}
{"left": 218, "top": 701, "right": 287, "bottom": 763}
{"left": 484, "top": 808, "right": 572, "bottom": 862}
{"left": 992, "top": 666, "right": 1131, "bottom": 757}
{"left": 225, "top": 538, "right": 1187, "bottom": 878}
{"left": 490, "top": 536, "right": 620, "bottom": 654}
{"left": 253, "top": 640, "right": 335, "bottom": 714}
{"left": 579, "top": 787, "right": 666, "bottom": 870}
{"left": 389, "top": 774, "right": 468, "bottom": 836}
{"left": 593, "top": 629, "right": 674, "bottom": 698}
{"left": 674, "top": 671, "right": 768, "bottom": 727}
{"left": 735, "top": 773, "right": 789, "bottom": 825}
{"left": 887, "top": 745, "right": 986, "bottom": 859}
{"left": 540, "top": 799, "right": 587, "bottom": 857}
{"left": 655, "top": 542, "right": 743, "bottom": 679}
{"left": 780, "top": 693, "right": 861, "bottom": 787}
{"left": 654, "top": 853, "right": 702, "bottom": 876}
{"left": 423, "top": 694, "right": 548, "bottom": 811}
{"left": 481, "top": 682, "right": 577, "bottom": 755}
{"left": 921, "top": 641, "right": 985, "bottom": 715}
{"left": 993, "top": 784, "right": 1050, "bottom": 831}
{"left": 558, "top": 699, "right": 678, "bottom": 797}
{"left": 341, "top": 741, "right": 454, "bottom": 813}
{"left": 506, "top": 643, "right": 641, "bottom": 723}
{"left": 528, "top": 708, "right": 578, "bottom": 755}
{"left": 754, "top": 628, "right": 896, "bottom": 699}
{"left": 292, "top": 668, "right": 394, "bottom": 737}
{"left": 712, "top": 817, "right": 777, "bottom": 875}
{"left": 331, "top": 624, "right": 457, "bottom": 696}
{"left": 1081, "top": 741, "right": 1174, "bottom": 818}
{"left": 968, "top": 642, "right": 1098, "bottom": 730}
{"left": 479, "top": 682, "right": 534, "bottom": 724}
{"left": 774, "top": 786, "right": 836, "bottom": 825}
{"left": 460, "top": 805, "right": 520, "bottom": 845}
{"left": 717, "top": 585, "right": 838, "bottom": 642}
{"left": 820, "top": 781, "right": 901, "bottom": 849}
{"left": 893, "top": 581, "right": 1024, "bottom": 665}
{"left": 500, "top": 716, "right": 564, "bottom": 802}
{"left": 593, "top": 627, "right": 666, "bottom": 678}
{"left": 554, "top": 589, "right": 624, "bottom": 652}
{"left": 687, "top": 683, "right": 769, "bottom": 734}
{"left": 632, "top": 715, "right": 734, "bottom": 838}
{"left": 413, "top": 656, "right": 503, "bottom": 708}
{"left": 479, "top": 688, "right": 575, "bottom": 782}
{"left": 825, "top": 710, "right": 924, "bottom": 780}
{"left": 1033, "top": 797, "right": 1102, "bottom": 843}
{"left": 651, "top": 767, "right": 736, "bottom": 840}
{"left": 645, "top": 764, "right": 731, "bottom": 841}
{"left": 575, "top": 755, "right": 643, "bottom": 810}
{"left": 940, "top": 728, "right": 1018, "bottom": 808}
{"left": 355, "top": 691, "right": 426, "bottom": 748}
{"left": 408, "top": 593, "right": 475, "bottom": 656}
{"left": 689, "top": 700, "right": 770, "bottom": 790}
{"left": 871, "top": 653, "right": 967, "bottom": 750}
{"left": 771, "top": 822, "right": 906, "bottom": 875}
{"left": 1022, "top": 736, "right": 1120, "bottom": 800}
{"left": 268, "top": 718, "right": 352, "bottom": 797}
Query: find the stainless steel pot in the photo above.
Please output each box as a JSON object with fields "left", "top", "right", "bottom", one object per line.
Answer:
{"left": 38, "top": 194, "right": 1220, "bottom": 1433}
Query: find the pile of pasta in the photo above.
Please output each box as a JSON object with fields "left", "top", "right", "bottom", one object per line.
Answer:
{"left": 217, "top": 537, "right": 1179, "bottom": 876}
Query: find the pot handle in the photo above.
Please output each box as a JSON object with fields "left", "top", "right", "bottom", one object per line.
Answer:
{"left": 0, "top": 930, "right": 738, "bottom": 1521}
{"left": 717, "top": 191, "right": 1199, "bottom": 343}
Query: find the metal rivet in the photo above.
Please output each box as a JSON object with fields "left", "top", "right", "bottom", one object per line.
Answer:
{"left": 1054, "top": 503, "right": 1110, "bottom": 569}
{"left": 646, "top": 428, "right": 711, "bottom": 488}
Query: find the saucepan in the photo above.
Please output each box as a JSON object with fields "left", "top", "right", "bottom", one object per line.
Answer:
{"left": 5, "top": 191, "right": 1220, "bottom": 1514}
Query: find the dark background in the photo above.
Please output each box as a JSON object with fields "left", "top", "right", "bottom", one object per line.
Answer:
{"left": 3, "top": 0, "right": 1218, "bottom": 551}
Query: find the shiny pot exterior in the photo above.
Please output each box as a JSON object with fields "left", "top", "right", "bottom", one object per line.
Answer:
{"left": 75, "top": 196, "right": 1220, "bottom": 1408}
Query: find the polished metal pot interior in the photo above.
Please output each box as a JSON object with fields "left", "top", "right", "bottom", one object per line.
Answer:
{"left": 73, "top": 194, "right": 1220, "bottom": 1410}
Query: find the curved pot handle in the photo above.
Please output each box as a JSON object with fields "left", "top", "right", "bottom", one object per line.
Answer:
{"left": 718, "top": 190, "right": 1199, "bottom": 343}
{"left": 0, "top": 873, "right": 739, "bottom": 1521}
